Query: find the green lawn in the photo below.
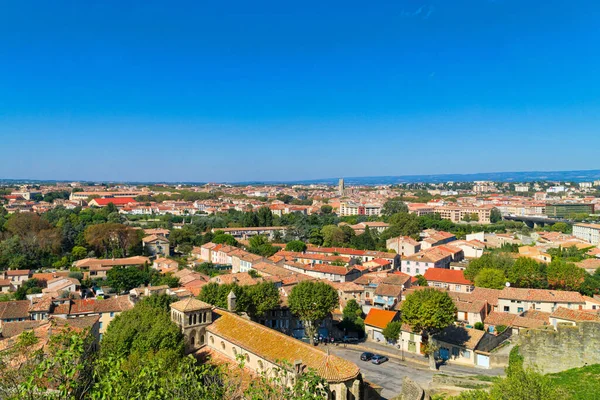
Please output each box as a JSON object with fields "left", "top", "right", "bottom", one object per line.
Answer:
{"left": 547, "top": 364, "right": 600, "bottom": 400}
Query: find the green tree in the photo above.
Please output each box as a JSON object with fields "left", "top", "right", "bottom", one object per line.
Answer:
{"left": 547, "top": 259, "right": 586, "bottom": 291}
{"left": 285, "top": 240, "right": 307, "bottom": 252}
{"left": 248, "top": 235, "right": 278, "bottom": 257}
{"left": 382, "top": 320, "right": 403, "bottom": 343}
{"left": 490, "top": 208, "right": 502, "bottom": 223}
{"left": 382, "top": 200, "right": 408, "bottom": 216}
{"left": 415, "top": 274, "right": 428, "bottom": 286}
{"left": 71, "top": 245, "right": 88, "bottom": 260}
{"left": 212, "top": 233, "right": 238, "bottom": 246}
{"left": 320, "top": 205, "right": 333, "bottom": 214}
{"left": 100, "top": 294, "right": 183, "bottom": 360}
{"left": 288, "top": 281, "right": 339, "bottom": 344}
{"left": 401, "top": 288, "right": 456, "bottom": 370}
{"left": 474, "top": 268, "right": 507, "bottom": 290}
{"left": 507, "top": 257, "right": 547, "bottom": 288}
{"left": 106, "top": 265, "right": 152, "bottom": 293}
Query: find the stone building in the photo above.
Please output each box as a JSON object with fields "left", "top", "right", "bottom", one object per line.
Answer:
{"left": 169, "top": 293, "right": 365, "bottom": 400}
{"left": 170, "top": 297, "right": 213, "bottom": 352}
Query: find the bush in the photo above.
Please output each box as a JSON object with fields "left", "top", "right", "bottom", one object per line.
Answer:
{"left": 474, "top": 322, "right": 484, "bottom": 331}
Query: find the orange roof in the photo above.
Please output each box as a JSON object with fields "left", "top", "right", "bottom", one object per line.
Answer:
{"left": 364, "top": 308, "right": 398, "bottom": 329}
{"left": 207, "top": 309, "right": 360, "bottom": 383}
{"left": 423, "top": 268, "right": 472, "bottom": 285}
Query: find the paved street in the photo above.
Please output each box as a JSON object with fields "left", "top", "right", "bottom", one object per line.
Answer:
{"left": 329, "top": 346, "right": 504, "bottom": 400}
{"left": 331, "top": 348, "right": 435, "bottom": 400}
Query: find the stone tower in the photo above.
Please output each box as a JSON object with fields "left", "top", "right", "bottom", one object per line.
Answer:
{"left": 170, "top": 297, "right": 213, "bottom": 353}
{"left": 338, "top": 178, "right": 345, "bottom": 196}
{"left": 227, "top": 290, "right": 237, "bottom": 312}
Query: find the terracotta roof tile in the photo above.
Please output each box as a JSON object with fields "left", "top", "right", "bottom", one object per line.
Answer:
{"left": 207, "top": 310, "right": 360, "bottom": 383}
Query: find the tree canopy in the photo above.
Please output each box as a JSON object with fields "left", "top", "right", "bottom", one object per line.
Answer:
{"left": 288, "top": 281, "right": 339, "bottom": 344}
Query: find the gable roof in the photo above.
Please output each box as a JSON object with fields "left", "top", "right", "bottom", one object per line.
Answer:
{"left": 499, "top": 287, "right": 585, "bottom": 303}
{"left": 0, "top": 300, "right": 31, "bottom": 320}
{"left": 434, "top": 325, "right": 485, "bottom": 350}
{"left": 364, "top": 308, "right": 398, "bottom": 329}
{"left": 424, "top": 268, "right": 472, "bottom": 285}
{"left": 207, "top": 309, "right": 360, "bottom": 383}
{"left": 550, "top": 307, "right": 600, "bottom": 322}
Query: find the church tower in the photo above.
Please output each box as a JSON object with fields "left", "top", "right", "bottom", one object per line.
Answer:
{"left": 170, "top": 297, "right": 213, "bottom": 353}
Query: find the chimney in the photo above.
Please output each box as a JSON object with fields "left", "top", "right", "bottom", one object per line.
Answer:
{"left": 227, "top": 290, "right": 237, "bottom": 312}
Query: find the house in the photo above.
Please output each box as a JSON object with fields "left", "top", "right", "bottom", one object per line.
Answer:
{"left": 142, "top": 235, "right": 170, "bottom": 256}
{"left": 423, "top": 269, "right": 474, "bottom": 293}
{"left": 420, "top": 230, "right": 457, "bottom": 250}
{"left": 75, "top": 256, "right": 150, "bottom": 279}
{"left": 484, "top": 311, "right": 549, "bottom": 335}
{"left": 399, "top": 324, "right": 425, "bottom": 355}
{"left": 498, "top": 287, "right": 587, "bottom": 314}
{"left": 153, "top": 257, "right": 179, "bottom": 271}
{"left": 361, "top": 258, "right": 392, "bottom": 272}
{"left": 42, "top": 277, "right": 80, "bottom": 295}
{"left": 1, "top": 270, "right": 31, "bottom": 289}
{"left": 433, "top": 325, "right": 503, "bottom": 368}
{"left": 452, "top": 297, "right": 488, "bottom": 327}
{"left": 518, "top": 246, "right": 551, "bottom": 263}
{"left": 88, "top": 197, "right": 136, "bottom": 208}
{"left": 210, "top": 226, "right": 288, "bottom": 240}
{"left": 400, "top": 247, "right": 453, "bottom": 276}
{"left": 373, "top": 284, "right": 403, "bottom": 310}
{"left": 346, "top": 221, "right": 390, "bottom": 235}
{"left": 364, "top": 308, "right": 399, "bottom": 342}
{"left": 452, "top": 240, "right": 486, "bottom": 259}
{"left": 0, "top": 300, "right": 31, "bottom": 327}
{"left": 386, "top": 236, "right": 421, "bottom": 256}
{"left": 549, "top": 307, "right": 600, "bottom": 327}
{"left": 282, "top": 261, "right": 361, "bottom": 282}
{"left": 0, "top": 279, "right": 14, "bottom": 293}
{"left": 170, "top": 299, "right": 364, "bottom": 400}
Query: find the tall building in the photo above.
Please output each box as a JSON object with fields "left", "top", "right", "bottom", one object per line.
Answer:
{"left": 338, "top": 178, "right": 345, "bottom": 196}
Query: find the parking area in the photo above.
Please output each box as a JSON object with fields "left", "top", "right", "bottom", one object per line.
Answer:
{"left": 330, "top": 348, "right": 435, "bottom": 400}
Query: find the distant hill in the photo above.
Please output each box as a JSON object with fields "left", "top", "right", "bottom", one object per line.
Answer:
{"left": 2, "top": 169, "right": 600, "bottom": 186}
{"left": 237, "top": 169, "right": 600, "bottom": 186}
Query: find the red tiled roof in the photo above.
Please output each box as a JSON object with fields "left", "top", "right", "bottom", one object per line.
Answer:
{"left": 91, "top": 197, "right": 136, "bottom": 206}
{"left": 423, "top": 269, "right": 472, "bottom": 285}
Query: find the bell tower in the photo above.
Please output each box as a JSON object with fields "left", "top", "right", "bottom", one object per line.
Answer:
{"left": 170, "top": 297, "right": 213, "bottom": 353}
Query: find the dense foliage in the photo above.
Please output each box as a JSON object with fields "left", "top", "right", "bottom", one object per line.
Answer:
{"left": 288, "top": 281, "right": 339, "bottom": 344}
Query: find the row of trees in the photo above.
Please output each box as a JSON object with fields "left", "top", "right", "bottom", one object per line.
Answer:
{"left": 0, "top": 206, "right": 146, "bottom": 271}
{"left": 465, "top": 252, "right": 600, "bottom": 295}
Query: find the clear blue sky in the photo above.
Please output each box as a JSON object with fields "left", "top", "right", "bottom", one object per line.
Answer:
{"left": 1, "top": 0, "right": 599, "bottom": 182}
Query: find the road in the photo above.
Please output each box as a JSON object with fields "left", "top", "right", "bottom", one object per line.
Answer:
{"left": 331, "top": 348, "right": 434, "bottom": 400}
{"left": 330, "top": 347, "right": 504, "bottom": 400}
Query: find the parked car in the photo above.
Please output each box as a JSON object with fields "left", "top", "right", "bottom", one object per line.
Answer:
{"left": 360, "top": 352, "right": 375, "bottom": 361}
{"left": 371, "top": 355, "right": 388, "bottom": 365}
{"left": 342, "top": 336, "right": 359, "bottom": 344}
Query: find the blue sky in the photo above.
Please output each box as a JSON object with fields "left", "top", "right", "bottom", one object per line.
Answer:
{"left": 1, "top": 0, "right": 599, "bottom": 182}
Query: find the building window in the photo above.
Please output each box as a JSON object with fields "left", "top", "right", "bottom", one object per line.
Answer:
{"left": 416, "top": 268, "right": 419, "bottom": 274}
{"left": 257, "top": 360, "right": 263, "bottom": 370}
{"left": 110, "top": 312, "right": 115, "bottom": 318}
{"left": 210, "top": 336, "right": 214, "bottom": 344}
{"left": 245, "top": 353, "right": 250, "bottom": 362}
{"left": 504, "top": 306, "right": 510, "bottom": 312}
{"left": 461, "top": 350, "right": 471, "bottom": 358}
{"left": 406, "top": 267, "right": 410, "bottom": 273}
{"left": 221, "top": 341, "right": 226, "bottom": 350}
{"left": 233, "top": 347, "right": 237, "bottom": 356}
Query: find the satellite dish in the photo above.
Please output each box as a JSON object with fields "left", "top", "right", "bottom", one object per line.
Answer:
{"left": 505, "top": 282, "right": 511, "bottom": 287}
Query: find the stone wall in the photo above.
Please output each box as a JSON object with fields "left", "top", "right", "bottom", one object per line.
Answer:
{"left": 518, "top": 322, "right": 600, "bottom": 374}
